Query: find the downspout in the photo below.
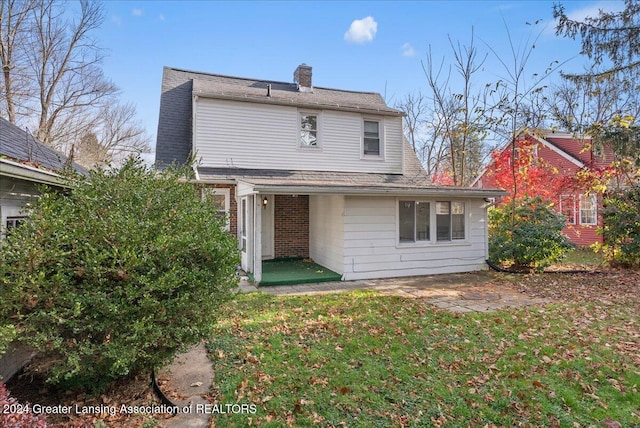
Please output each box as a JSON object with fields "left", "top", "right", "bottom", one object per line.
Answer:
{"left": 192, "top": 94, "right": 199, "bottom": 177}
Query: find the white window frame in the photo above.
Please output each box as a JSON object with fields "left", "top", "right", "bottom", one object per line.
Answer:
{"left": 3, "top": 216, "right": 27, "bottom": 238}
{"left": 579, "top": 193, "right": 597, "bottom": 226}
{"left": 202, "top": 187, "right": 231, "bottom": 230}
{"left": 398, "top": 201, "right": 431, "bottom": 243}
{"left": 436, "top": 201, "right": 466, "bottom": 242}
{"left": 298, "top": 111, "right": 322, "bottom": 149}
{"left": 559, "top": 195, "right": 576, "bottom": 225}
{"left": 362, "top": 118, "right": 384, "bottom": 159}
{"left": 397, "top": 199, "right": 468, "bottom": 246}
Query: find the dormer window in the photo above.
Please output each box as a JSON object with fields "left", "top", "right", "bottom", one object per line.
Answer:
{"left": 300, "top": 113, "right": 319, "bottom": 147}
{"left": 363, "top": 120, "right": 381, "bottom": 156}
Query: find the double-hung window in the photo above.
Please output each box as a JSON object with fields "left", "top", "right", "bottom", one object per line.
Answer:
{"left": 399, "top": 201, "right": 430, "bottom": 243}
{"left": 363, "top": 120, "right": 381, "bottom": 156}
{"left": 202, "top": 188, "right": 230, "bottom": 230}
{"left": 559, "top": 195, "right": 576, "bottom": 224}
{"left": 579, "top": 194, "right": 597, "bottom": 225}
{"left": 300, "top": 113, "right": 319, "bottom": 147}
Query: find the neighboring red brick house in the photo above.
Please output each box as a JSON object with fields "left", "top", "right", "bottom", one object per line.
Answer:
{"left": 473, "top": 131, "right": 619, "bottom": 247}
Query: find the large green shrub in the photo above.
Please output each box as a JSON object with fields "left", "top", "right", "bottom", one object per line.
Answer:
{"left": 0, "top": 159, "right": 238, "bottom": 391}
{"left": 598, "top": 185, "right": 640, "bottom": 267}
{"left": 489, "top": 197, "right": 574, "bottom": 271}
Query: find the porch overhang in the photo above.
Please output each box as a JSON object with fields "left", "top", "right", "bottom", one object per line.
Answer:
{"left": 237, "top": 179, "right": 507, "bottom": 198}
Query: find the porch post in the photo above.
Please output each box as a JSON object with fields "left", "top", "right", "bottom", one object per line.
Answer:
{"left": 253, "top": 194, "right": 262, "bottom": 284}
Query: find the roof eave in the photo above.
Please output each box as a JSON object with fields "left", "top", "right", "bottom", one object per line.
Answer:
{"left": 193, "top": 91, "right": 405, "bottom": 117}
{"left": 0, "top": 158, "right": 67, "bottom": 187}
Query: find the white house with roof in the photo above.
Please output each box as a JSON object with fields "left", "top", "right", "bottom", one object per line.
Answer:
{"left": 155, "top": 64, "right": 504, "bottom": 284}
{"left": 0, "top": 117, "right": 84, "bottom": 239}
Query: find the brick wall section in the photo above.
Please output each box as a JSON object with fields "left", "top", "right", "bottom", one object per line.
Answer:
{"left": 274, "top": 195, "right": 309, "bottom": 259}
{"left": 202, "top": 184, "right": 237, "bottom": 237}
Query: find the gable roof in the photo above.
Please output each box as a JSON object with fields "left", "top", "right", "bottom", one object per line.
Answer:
{"left": 191, "top": 74, "right": 402, "bottom": 116}
{"left": 155, "top": 66, "right": 403, "bottom": 168}
{"left": 471, "top": 130, "right": 587, "bottom": 187}
{"left": 529, "top": 133, "right": 585, "bottom": 168}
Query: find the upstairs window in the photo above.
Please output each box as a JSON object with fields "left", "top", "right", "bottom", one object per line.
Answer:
{"left": 363, "top": 120, "right": 380, "bottom": 156}
{"left": 300, "top": 113, "right": 318, "bottom": 147}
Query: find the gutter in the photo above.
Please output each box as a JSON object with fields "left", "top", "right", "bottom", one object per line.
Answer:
{"left": 0, "top": 158, "right": 67, "bottom": 187}
{"left": 245, "top": 182, "right": 507, "bottom": 198}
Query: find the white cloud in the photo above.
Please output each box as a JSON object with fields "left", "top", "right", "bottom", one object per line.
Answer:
{"left": 158, "top": 13, "right": 165, "bottom": 21}
{"left": 111, "top": 15, "right": 122, "bottom": 25}
{"left": 566, "top": 1, "right": 624, "bottom": 22}
{"left": 544, "top": 1, "right": 625, "bottom": 36}
{"left": 401, "top": 42, "right": 416, "bottom": 57}
{"left": 344, "top": 16, "right": 378, "bottom": 44}
{"left": 132, "top": 8, "right": 143, "bottom": 17}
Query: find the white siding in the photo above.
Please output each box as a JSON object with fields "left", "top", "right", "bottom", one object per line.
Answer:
{"left": 0, "top": 177, "right": 39, "bottom": 238}
{"left": 194, "top": 98, "right": 403, "bottom": 174}
{"left": 340, "top": 196, "right": 488, "bottom": 280}
{"left": 309, "top": 195, "right": 344, "bottom": 275}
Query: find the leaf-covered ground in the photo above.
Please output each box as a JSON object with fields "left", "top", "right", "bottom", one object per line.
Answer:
{"left": 4, "top": 270, "right": 639, "bottom": 427}
{"left": 208, "top": 272, "right": 639, "bottom": 427}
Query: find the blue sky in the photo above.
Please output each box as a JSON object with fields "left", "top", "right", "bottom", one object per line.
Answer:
{"left": 93, "top": 1, "right": 624, "bottom": 157}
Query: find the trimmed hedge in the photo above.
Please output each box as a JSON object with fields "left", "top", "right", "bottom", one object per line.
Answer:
{"left": 0, "top": 159, "right": 239, "bottom": 392}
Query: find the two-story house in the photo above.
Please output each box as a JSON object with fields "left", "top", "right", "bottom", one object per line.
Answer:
{"left": 473, "top": 130, "right": 622, "bottom": 247}
{"left": 155, "top": 65, "right": 504, "bottom": 284}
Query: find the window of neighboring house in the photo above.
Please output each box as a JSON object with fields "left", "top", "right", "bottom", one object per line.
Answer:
{"left": 4, "top": 216, "right": 26, "bottom": 236}
{"left": 579, "top": 194, "right": 597, "bottom": 225}
{"left": 202, "top": 188, "right": 230, "bottom": 230}
{"left": 363, "top": 120, "right": 381, "bottom": 156}
{"left": 399, "top": 201, "right": 430, "bottom": 243}
{"left": 593, "top": 144, "right": 603, "bottom": 158}
{"left": 436, "top": 201, "right": 465, "bottom": 241}
{"left": 560, "top": 195, "right": 576, "bottom": 225}
{"left": 300, "top": 113, "right": 319, "bottom": 147}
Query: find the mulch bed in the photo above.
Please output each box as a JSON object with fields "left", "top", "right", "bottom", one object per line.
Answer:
{"left": 5, "top": 370, "right": 173, "bottom": 427}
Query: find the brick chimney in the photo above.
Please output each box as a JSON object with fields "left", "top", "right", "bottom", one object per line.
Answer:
{"left": 293, "top": 64, "right": 312, "bottom": 91}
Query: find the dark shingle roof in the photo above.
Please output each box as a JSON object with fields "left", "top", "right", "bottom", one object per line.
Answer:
{"left": 155, "top": 66, "right": 403, "bottom": 168}
{"left": 0, "top": 117, "right": 80, "bottom": 173}
{"left": 192, "top": 76, "right": 401, "bottom": 115}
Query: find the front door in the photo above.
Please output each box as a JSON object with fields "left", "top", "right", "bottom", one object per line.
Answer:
{"left": 261, "top": 195, "right": 274, "bottom": 259}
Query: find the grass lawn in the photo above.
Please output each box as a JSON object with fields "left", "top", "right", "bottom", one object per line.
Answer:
{"left": 560, "top": 248, "right": 606, "bottom": 268}
{"left": 207, "top": 276, "right": 639, "bottom": 427}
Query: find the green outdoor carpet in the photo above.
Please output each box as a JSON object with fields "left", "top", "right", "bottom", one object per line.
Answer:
{"left": 251, "top": 258, "right": 342, "bottom": 286}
